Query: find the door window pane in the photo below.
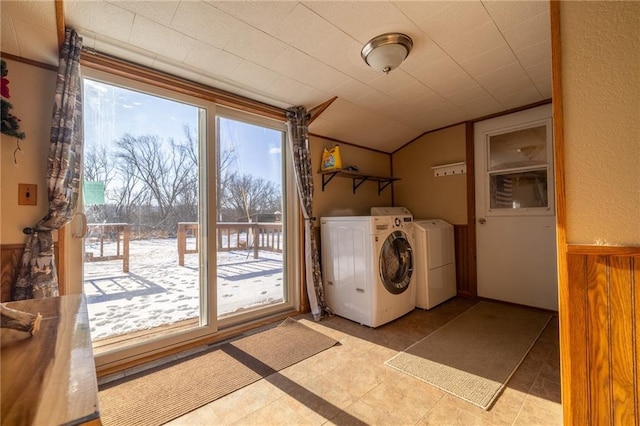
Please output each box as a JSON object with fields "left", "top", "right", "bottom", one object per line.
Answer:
{"left": 487, "top": 123, "right": 552, "bottom": 212}
{"left": 489, "top": 125, "right": 547, "bottom": 170}
{"left": 490, "top": 170, "right": 548, "bottom": 209}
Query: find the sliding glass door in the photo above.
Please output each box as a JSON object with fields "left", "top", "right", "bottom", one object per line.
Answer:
{"left": 82, "top": 76, "right": 209, "bottom": 346}
{"left": 215, "top": 111, "right": 288, "bottom": 322}
{"left": 72, "top": 67, "right": 297, "bottom": 367}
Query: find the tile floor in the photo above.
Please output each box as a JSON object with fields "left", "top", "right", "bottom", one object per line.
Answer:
{"left": 165, "top": 298, "right": 562, "bottom": 425}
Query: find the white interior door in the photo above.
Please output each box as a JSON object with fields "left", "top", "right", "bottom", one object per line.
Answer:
{"left": 474, "top": 104, "right": 558, "bottom": 311}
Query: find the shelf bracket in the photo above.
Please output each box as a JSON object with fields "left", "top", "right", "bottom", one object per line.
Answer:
{"left": 321, "top": 171, "right": 339, "bottom": 191}
{"left": 319, "top": 170, "right": 398, "bottom": 194}
{"left": 378, "top": 180, "right": 393, "bottom": 195}
{"left": 352, "top": 176, "right": 368, "bottom": 194}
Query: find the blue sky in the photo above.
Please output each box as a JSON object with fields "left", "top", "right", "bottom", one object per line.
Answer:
{"left": 83, "top": 79, "right": 282, "bottom": 185}
{"left": 218, "top": 116, "right": 282, "bottom": 185}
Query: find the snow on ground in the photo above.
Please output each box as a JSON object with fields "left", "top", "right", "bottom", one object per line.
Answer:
{"left": 84, "top": 238, "right": 283, "bottom": 341}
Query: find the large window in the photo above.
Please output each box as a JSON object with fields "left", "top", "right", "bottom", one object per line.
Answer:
{"left": 75, "top": 66, "right": 297, "bottom": 368}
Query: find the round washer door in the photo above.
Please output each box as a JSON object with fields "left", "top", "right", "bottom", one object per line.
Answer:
{"left": 379, "top": 230, "right": 414, "bottom": 294}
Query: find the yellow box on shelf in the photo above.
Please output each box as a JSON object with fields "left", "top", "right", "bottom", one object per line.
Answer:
{"left": 320, "top": 145, "right": 342, "bottom": 171}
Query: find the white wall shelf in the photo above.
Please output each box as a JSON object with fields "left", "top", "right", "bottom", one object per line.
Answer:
{"left": 431, "top": 162, "right": 467, "bottom": 177}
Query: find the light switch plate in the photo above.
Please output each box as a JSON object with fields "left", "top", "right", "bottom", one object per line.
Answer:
{"left": 18, "top": 184, "right": 37, "bottom": 206}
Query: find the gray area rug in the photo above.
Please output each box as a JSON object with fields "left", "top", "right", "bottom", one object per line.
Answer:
{"left": 385, "top": 301, "right": 551, "bottom": 409}
{"left": 99, "top": 318, "right": 338, "bottom": 426}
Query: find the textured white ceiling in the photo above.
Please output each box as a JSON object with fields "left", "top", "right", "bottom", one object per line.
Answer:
{"left": 1, "top": 0, "right": 551, "bottom": 153}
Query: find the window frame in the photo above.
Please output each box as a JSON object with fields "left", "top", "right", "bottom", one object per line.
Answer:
{"left": 483, "top": 118, "right": 555, "bottom": 217}
{"left": 214, "top": 105, "right": 298, "bottom": 329}
{"left": 69, "top": 57, "right": 299, "bottom": 372}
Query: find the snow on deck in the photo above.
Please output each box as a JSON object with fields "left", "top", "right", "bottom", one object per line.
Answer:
{"left": 84, "top": 238, "right": 284, "bottom": 341}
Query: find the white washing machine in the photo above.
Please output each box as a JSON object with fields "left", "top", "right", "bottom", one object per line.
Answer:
{"left": 413, "top": 219, "right": 457, "bottom": 309}
{"left": 321, "top": 208, "right": 415, "bottom": 327}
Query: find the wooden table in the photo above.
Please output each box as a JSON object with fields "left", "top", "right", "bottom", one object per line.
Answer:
{"left": 1, "top": 295, "right": 100, "bottom": 425}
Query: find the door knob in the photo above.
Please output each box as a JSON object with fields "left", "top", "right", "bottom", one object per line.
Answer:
{"left": 478, "top": 218, "right": 486, "bottom": 224}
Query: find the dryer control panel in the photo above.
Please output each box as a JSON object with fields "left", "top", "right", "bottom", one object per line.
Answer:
{"left": 373, "top": 215, "right": 412, "bottom": 231}
{"left": 371, "top": 206, "right": 413, "bottom": 229}
{"left": 393, "top": 216, "right": 413, "bottom": 228}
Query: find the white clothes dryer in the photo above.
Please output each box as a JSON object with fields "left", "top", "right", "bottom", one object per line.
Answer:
{"left": 321, "top": 209, "right": 416, "bottom": 327}
{"left": 413, "top": 219, "right": 457, "bottom": 309}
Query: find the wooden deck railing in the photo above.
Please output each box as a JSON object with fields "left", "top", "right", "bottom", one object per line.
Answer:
{"left": 178, "top": 222, "right": 283, "bottom": 266}
{"left": 83, "top": 222, "right": 281, "bottom": 268}
{"left": 177, "top": 222, "right": 199, "bottom": 267}
{"left": 85, "top": 223, "right": 130, "bottom": 272}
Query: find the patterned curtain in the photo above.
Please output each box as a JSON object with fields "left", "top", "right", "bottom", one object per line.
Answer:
{"left": 286, "top": 106, "right": 332, "bottom": 320}
{"left": 14, "top": 28, "right": 83, "bottom": 300}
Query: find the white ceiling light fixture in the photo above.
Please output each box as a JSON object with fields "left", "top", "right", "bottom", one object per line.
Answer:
{"left": 361, "top": 33, "right": 413, "bottom": 74}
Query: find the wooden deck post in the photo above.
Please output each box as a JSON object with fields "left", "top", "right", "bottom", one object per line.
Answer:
{"left": 252, "top": 224, "right": 259, "bottom": 259}
{"left": 178, "top": 223, "right": 186, "bottom": 267}
{"left": 122, "top": 225, "right": 130, "bottom": 273}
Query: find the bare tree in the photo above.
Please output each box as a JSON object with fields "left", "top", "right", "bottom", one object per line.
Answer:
{"left": 223, "top": 174, "right": 281, "bottom": 222}
{"left": 178, "top": 125, "right": 200, "bottom": 221}
{"left": 84, "top": 144, "right": 115, "bottom": 184}
{"left": 87, "top": 125, "right": 282, "bottom": 239}
{"left": 112, "top": 159, "right": 148, "bottom": 227}
{"left": 83, "top": 144, "right": 116, "bottom": 223}
{"left": 182, "top": 124, "right": 238, "bottom": 223}
{"left": 114, "top": 133, "right": 197, "bottom": 235}
{"left": 181, "top": 124, "right": 198, "bottom": 167}
{"left": 217, "top": 143, "right": 237, "bottom": 221}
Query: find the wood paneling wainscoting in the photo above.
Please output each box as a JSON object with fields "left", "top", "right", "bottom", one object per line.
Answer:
{"left": 0, "top": 245, "right": 23, "bottom": 302}
{"left": 0, "top": 243, "right": 60, "bottom": 302}
{"left": 454, "top": 224, "right": 475, "bottom": 298}
{"left": 564, "top": 245, "right": 639, "bottom": 425}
